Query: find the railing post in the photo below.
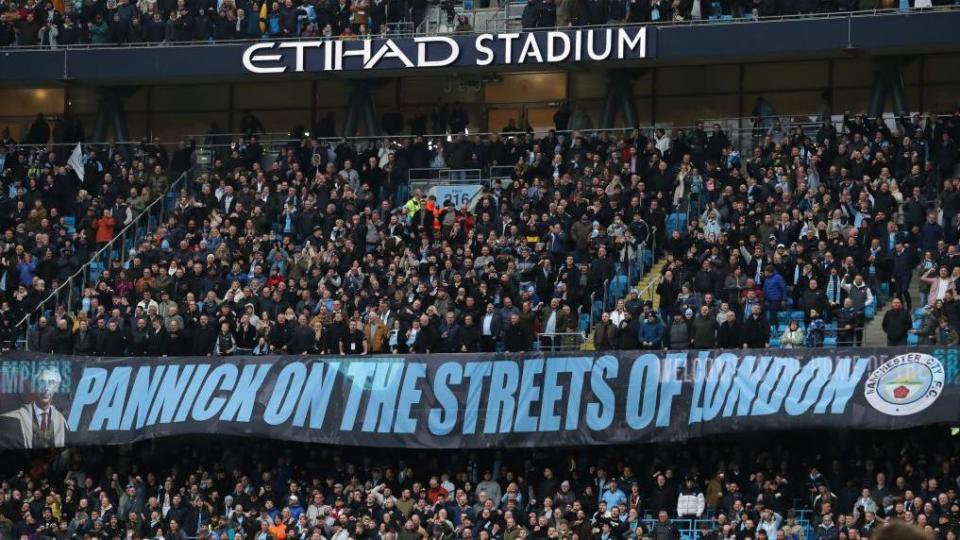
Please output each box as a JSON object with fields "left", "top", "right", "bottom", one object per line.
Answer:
{"left": 589, "top": 291, "right": 596, "bottom": 329}
{"left": 638, "top": 241, "right": 645, "bottom": 281}
{"left": 651, "top": 225, "right": 657, "bottom": 262}
{"left": 120, "top": 230, "right": 127, "bottom": 268}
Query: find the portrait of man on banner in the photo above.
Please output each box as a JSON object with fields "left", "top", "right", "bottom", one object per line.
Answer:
{"left": 0, "top": 368, "right": 69, "bottom": 449}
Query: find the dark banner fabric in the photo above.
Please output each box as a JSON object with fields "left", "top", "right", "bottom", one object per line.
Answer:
{"left": 1, "top": 348, "right": 958, "bottom": 450}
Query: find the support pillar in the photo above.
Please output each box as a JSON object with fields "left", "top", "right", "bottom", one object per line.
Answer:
{"left": 341, "top": 80, "right": 383, "bottom": 137}
{"left": 91, "top": 87, "right": 138, "bottom": 158}
{"left": 866, "top": 58, "right": 912, "bottom": 119}
{"left": 598, "top": 71, "right": 641, "bottom": 130}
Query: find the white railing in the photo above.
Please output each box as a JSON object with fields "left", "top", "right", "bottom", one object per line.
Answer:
{"left": 16, "top": 170, "right": 189, "bottom": 349}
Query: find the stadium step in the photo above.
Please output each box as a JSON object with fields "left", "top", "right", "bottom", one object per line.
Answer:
{"left": 635, "top": 257, "right": 670, "bottom": 309}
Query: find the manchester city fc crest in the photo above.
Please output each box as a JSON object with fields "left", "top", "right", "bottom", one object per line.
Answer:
{"left": 864, "top": 353, "right": 945, "bottom": 416}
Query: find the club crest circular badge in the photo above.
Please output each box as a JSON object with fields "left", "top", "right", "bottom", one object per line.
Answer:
{"left": 864, "top": 353, "right": 945, "bottom": 416}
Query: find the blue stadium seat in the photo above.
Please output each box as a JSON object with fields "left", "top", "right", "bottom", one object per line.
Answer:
{"left": 608, "top": 274, "right": 628, "bottom": 302}
{"left": 865, "top": 305, "right": 876, "bottom": 319}
{"left": 666, "top": 213, "right": 687, "bottom": 233}
{"left": 823, "top": 337, "right": 837, "bottom": 347}
{"left": 592, "top": 300, "right": 604, "bottom": 321}
{"left": 880, "top": 283, "right": 890, "bottom": 295}
{"left": 907, "top": 334, "right": 919, "bottom": 346}
{"left": 914, "top": 308, "right": 925, "bottom": 319}
{"left": 88, "top": 261, "right": 104, "bottom": 282}
{"left": 579, "top": 314, "right": 590, "bottom": 333}
{"left": 770, "top": 338, "right": 781, "bottom": 348}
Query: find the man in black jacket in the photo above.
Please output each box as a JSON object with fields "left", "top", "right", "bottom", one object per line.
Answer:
{"left": 128, "top": 317, "right": 150, "bottom": 356}
{"left": 504, "top": 314, "right": 530, "bottom": 352}
{"left": 286, "top": 315, "right": 316, "bottom": 355}
{"left": 100, "top": 320, "right": 128, "bottom": 356}
{"left": 50, "top": 319, "right": 74, "bottom": 354}
{"left": 191, "top": 314, "right": 218, "bottom": 356}
{"left": 73, "top": 320, "right": 96, "bottom": 355}
{"left": 461, "top": 315, "right": 480, "bottom": 353}
{"left": 800, "top": 280, "right": 829, "bottom": 324}
{"left": 584, "top": 0, "right": 608, "bottom": 25}
{"left": 146, "top": 319, "right": 167, "bottom": 357}
{"left": 717, "top": 311, "right": 741, "bottom": 349}
{"left": 521, "top": 0, "right": 540, "bottom": 28}
{"left": 268, "top": 313, "right": 292, "bottom": 353}
{"left": 881, "top": 298, "right": 913, "bottom": 346}
{"left": 742, "top": 304, "right": 770, "bottom": 349}
{"left": 234, "top": 314, "right": 259, "bottom": 353}
{"left": 891, "top": 241, "right": 914, "bottom": 311}
{"left": 438, "top": 312, "right": 463, "bottom": 353}
{"left": 836, "top": 298, "right": 859, "bottom": 347}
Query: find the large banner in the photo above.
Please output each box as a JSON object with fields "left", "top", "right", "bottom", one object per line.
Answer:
{"left": 1, "top": 348, "right": 958, "bottom": 450}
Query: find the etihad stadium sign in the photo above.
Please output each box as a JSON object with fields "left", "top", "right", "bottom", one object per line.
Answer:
{"left": 242, "top": 27, "right": 651, "bottom": 74}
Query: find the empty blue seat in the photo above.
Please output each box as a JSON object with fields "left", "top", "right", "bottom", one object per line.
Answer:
{"left": 865, "top": 305, "right": 876, "bottom": 319}
{"left": 666, "top": 213, "right": 687, "bottom": 233}
{"left": 907, "top": 334, "right": 919, "bottom": 346}
{"left": 592, "top": 300, "right": 604, "bottom": 321}
{"left": 823, "top": 337, "right": 837, "bottom": 347}
{"left": 579, "top": 314, "right": 590, "bottom": 333}
{"left": 608, "top": 275, "right": 629, "bottom": 302}
{"left": 770, "top": 338, "right": 781, "bottom": 348}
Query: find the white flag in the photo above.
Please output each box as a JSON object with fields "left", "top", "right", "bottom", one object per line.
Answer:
{"left": 67, "top": 142, "right": 85, "bottom": 183}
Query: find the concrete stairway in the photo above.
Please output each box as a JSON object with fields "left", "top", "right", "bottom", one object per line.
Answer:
{"left": 636, "top": 258, "right": 670, "bottom": 309}
{"left": 582, "top": 257, "right": 670, "bottom": 351}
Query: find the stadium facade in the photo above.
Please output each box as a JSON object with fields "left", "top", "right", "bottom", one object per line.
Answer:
{"left": 0, "top": 10, "right": 959, "bottom": 144}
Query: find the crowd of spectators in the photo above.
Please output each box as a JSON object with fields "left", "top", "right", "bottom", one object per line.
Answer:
{"left": 0, "top": 0, "right": 953, "bottom": 48}
{"left": 0, "top": 113, "right": 189, "bottom": 352}
{"left": 0, "top": 427, "right": 958, "bottom": 539}
{"left": 2, "top": 106, "right": 960, "bottom": 355}
{"left": 520, "top": 0, "right": 948, "bottom": 30}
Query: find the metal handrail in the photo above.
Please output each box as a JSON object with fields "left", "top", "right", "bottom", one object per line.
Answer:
{"left": 638, "top": 273, "right": 659, "bottom": 306}
{"left": 0, "top": 6, "right": 952, "bottom": 52}
{"left": 602, "top": 277, "right": 610, "bottom": 311}
{"left": 6, "top": 112, "right": 945, "bottom": 150}
{"left": 16, "top": 170, "right": 189, "bottom": 349}
{"left": 588, "top": 290, "right": 596, "bottom": 329}
{"left": 536, "top": 331, "right": 585, "bottom": 352}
